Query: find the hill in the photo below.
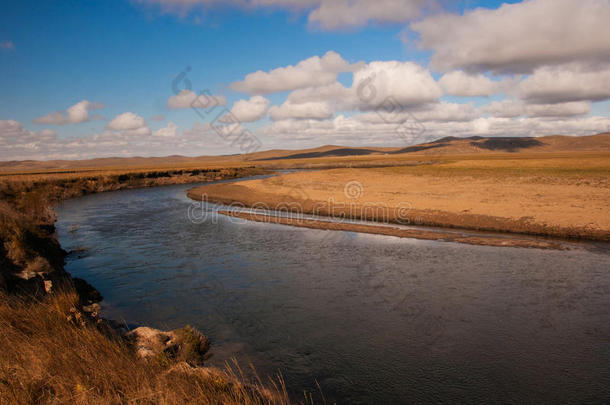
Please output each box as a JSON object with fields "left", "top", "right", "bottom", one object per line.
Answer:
{"left": 1, "top": 133, "right": 609, "bottom": 174}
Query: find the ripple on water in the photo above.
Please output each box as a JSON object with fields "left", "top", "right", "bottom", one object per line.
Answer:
{"left": 56, "top": 182, "right": 610, "bottom": 404}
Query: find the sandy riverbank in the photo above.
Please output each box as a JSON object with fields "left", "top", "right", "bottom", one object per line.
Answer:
{"left": 219, "top": 210, "right": 565, "bottom": 249}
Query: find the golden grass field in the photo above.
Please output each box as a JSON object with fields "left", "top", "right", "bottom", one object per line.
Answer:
{"left": 190, "top": 149, "right": 610, "bottom": 241}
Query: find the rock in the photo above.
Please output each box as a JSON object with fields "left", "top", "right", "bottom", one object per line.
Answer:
{"left": 128, "top": 327, "right": 170, "bottom": 358}
{"left": 8, "top": 274, "right": 46, "bottom": 296}
{"left": 126, "top": 325, "right": 210, "bottom": 366}
{"left": 72, "top": 277, "right": 103, "bottom": 304}
{"left": 82, "top": 302, "right": 101, "bottom": 317}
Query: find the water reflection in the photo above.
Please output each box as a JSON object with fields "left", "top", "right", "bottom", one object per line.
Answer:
{"left": 56, "top": 182, "right": 610, "bottom": 404}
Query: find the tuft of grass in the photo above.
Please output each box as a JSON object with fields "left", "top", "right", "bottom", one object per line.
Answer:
{"left": 0, "top": 289, "right": 292, "bottom": 405}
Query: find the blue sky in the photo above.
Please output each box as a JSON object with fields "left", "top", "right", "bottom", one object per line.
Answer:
{"left": 1, "top": 0, "right": 609, "bottom": 160}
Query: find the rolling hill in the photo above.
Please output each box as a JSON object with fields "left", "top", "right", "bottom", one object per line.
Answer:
{"left": 1, "top": 133, "right": 609, "bottom": 174}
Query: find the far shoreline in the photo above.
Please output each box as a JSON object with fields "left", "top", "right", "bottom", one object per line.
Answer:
{"left": 187, "top": 160, "right": 610, "bottom": 244}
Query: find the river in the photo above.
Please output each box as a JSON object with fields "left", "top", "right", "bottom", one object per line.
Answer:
{"left": 55, "top": 179, "right": 610, "bottom": 404}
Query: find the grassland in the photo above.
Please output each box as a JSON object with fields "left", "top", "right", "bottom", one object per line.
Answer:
{"left": 189, "top": 151, "right": 610, "bottom": 241}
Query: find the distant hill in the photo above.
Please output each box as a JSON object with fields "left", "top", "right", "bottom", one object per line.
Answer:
{"left": 1, "top": 133, "right": 609, "bottom": 173}
{"left": 254, "top": 133, "right": 610, "bottom": 160}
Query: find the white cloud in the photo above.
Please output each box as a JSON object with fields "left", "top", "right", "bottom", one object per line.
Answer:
{"left": 307, "top": 0, "right": 429, "bottom": 30}
{"left": 286, "top": 82, "right": 353, "bottom": 106}
{"left": 481, "top": 100, "right": 527, "bottom": 119}
{"left": 413, "top": 102, "right": 479, "bottom": 123}
{"left": 482, "top": 100, "right": 590, "bottom": 118}
{"left": 411, "top": 0, "right": 610, "bottom": 74}
{"left": 226, "top": 96, "right": 270, "bottom": 122}
{"left": 3, "top": 107, "right": 610, "bottom": 161}
{"left": 277, "top": 60, "right": 443, "bottom": 116}
{"left": 261, "top": 61, "right": 457, "bottom": 122}
{"left": 106, "top": 112, "right": 151, "bottom": 136}
{"left": 519, "top": 64, "right": 610, "bottom": 104}
{"left": 153, "top": 122, "right": 179, "bottom": 137}
{"left": 167, "top": 89, "right": 227, "bottom": 109}
{"left": 34, "top": 100, "right": 104, "bottom": 125}
{"left": 524, "top": 102, "right": 591, "bottom": 118}
{"left": 353, "top": 61, "right": 442, "bottom": 109}
{"left": 1, "top": 118, "right": 256, "bottom": 160}
{"left": 438, "top": 71, "right": 513, "bottom": 97}
{"left": 269, "top": 101, "right": 333, "bottom": 120}
{"left": 0, "top": 120, "right": 56, "bottom": 144}
{"left": 0, "top": 120, "right": 58, "bottom": 159}
{"left": 231, "top": 51, "right": 362, "bottom": 94}
{"left": 352, "top": 102, "right": 478, "bottom": 128}
{"left": 259, "top": 112, "right": 610, "bottom": 150}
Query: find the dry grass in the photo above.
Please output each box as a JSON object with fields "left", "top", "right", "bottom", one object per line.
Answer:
{"left": 189, "top": 152, "right": 610, "bottom": 241}
{"left": 0, "top": 289, "right": 291, "bottom": 405}
{"left": 0, "top": 165, "right": 302, "bottom": 405}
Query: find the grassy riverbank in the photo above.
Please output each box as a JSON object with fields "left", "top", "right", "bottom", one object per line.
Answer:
{"left": 189, "top": 152, "right": 610, "bottom": 242}
{"left": 0, "top": 166, "right": 297, "bottom": 404}
{"left": 0, "top": 289, "right": 289, "bottom": 404}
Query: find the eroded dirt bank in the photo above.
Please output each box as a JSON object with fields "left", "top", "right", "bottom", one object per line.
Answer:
{"left": 219, "top": 210, "right": 565, "bottom": 249}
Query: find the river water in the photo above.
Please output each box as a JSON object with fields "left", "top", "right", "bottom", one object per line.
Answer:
{"left": 55, "top": 180, "right": 610, "bottom": 404}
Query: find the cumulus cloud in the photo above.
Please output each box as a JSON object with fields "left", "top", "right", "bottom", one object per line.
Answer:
{"left": 1, "top": 117, "right": 262, "bottom": 160}
{"left": 167, "top": 90, "right": 227, "bottom": 109}
{"left": 231, "top": 51, "right": 362, "bottom": 94}
{"left": 0, "top": 120, "right": 58, "bottom": 159}
{"left": 34, "top": 100, "right": 104, "bottom": 125}
{"left": 307, "top": 0, "right": 429, "bottom": 30}
{"left": 482, "top": 100, "right": 590, "bottom": 118}
{"left": 438, "top": 71, "right": 514, "bottom": 97}
{"left": 286, "top": 82, "right": 354, "bottom": 107}
{"left": 276, "top": 60, "right": 443, "bottom": 116}
{"left": 269, "top": 101, "right": 333, "bottom": 121}
{"left": 106, "top": 112, "right": 151, "bottom": 136}
{"left": 260, "top": 111, "right": 610, "bottom": 150}
{"left": 153, "top": 122, "right": 179, "bottom": 137}
{"left": 0, "top": 120, "right": 56, "bottom": 144}
{"left": 411, "top": 0, "right": 610, "bottom": 74}
{"left": 518, "top": 64, "right": 610, "bottom": 104}
{"left": 408, "top": 102, "right": 479, "bottom": 123}
{"left": 225, "top": 96, "right": 270, "bottom": 122}
{"left": 262, "top": 60, "right": 455, "bottom": 122}
{"left": 352, "top": 102, "right": 478, "bottom": 128}
{"left": 353, "top": 61, "right": 442, "bottom": 109}
{"left": 136, "top": 0, "right": 430, "bottom": 30}
{"left": 150, "top": 114, "right": 165, "bottom": 121}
